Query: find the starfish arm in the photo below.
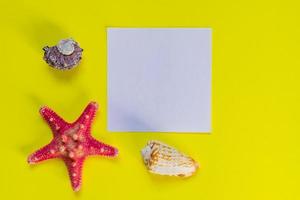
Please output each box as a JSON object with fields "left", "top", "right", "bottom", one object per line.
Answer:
{"left": 40, "top": 106, "right": 67, "bottom": 134}
{"left": 63, "top": 157, "right": 85, "bottom": 192}
{"left": 87, "top": 138, "right": 118, "bottom": 157}
{"left": 75, "top": 102, "right": 98, "bottom": 133}
{"left": 28, "top": 141, "right": 59, "bottom": 164}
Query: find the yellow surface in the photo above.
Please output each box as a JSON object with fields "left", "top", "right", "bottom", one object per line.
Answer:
{"left": 0, "top": 0, "right": 299, "bottom": 199}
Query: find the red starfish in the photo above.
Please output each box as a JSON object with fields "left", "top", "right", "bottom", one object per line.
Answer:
{"left": 27, "top": 101, "right": 118, "bottom": 191}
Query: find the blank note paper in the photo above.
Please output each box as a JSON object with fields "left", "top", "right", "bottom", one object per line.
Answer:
{"left": 107, "top": 28, "right": 211, "bottom": 133}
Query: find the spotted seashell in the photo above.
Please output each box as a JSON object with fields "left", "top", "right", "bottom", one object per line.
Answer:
{"left": 141, "top": 140, "right": 199, "bottom": 177}
{"left": 43, "top": 38, "right": 83, "bottom": 70}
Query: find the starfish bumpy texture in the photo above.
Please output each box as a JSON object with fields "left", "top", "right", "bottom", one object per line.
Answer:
{"left": 27, "top": 101, "right": 118, "bottom": 191}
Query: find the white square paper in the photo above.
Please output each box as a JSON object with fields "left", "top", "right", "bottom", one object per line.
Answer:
{"left": 107, "top": 28, "right": 211, "bottom": 132}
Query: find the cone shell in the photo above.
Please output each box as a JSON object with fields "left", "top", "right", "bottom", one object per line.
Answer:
{"left": 141, "top": 140, "right": 199, "bottom": 177}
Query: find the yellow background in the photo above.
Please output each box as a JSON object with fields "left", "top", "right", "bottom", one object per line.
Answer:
{"left": 0, "top": 0, "right": 299, "bottom": 199}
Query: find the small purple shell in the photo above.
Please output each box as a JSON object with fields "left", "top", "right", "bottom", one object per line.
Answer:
{"left": 43, "top": 39, "right": 83, "bottom": 70}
